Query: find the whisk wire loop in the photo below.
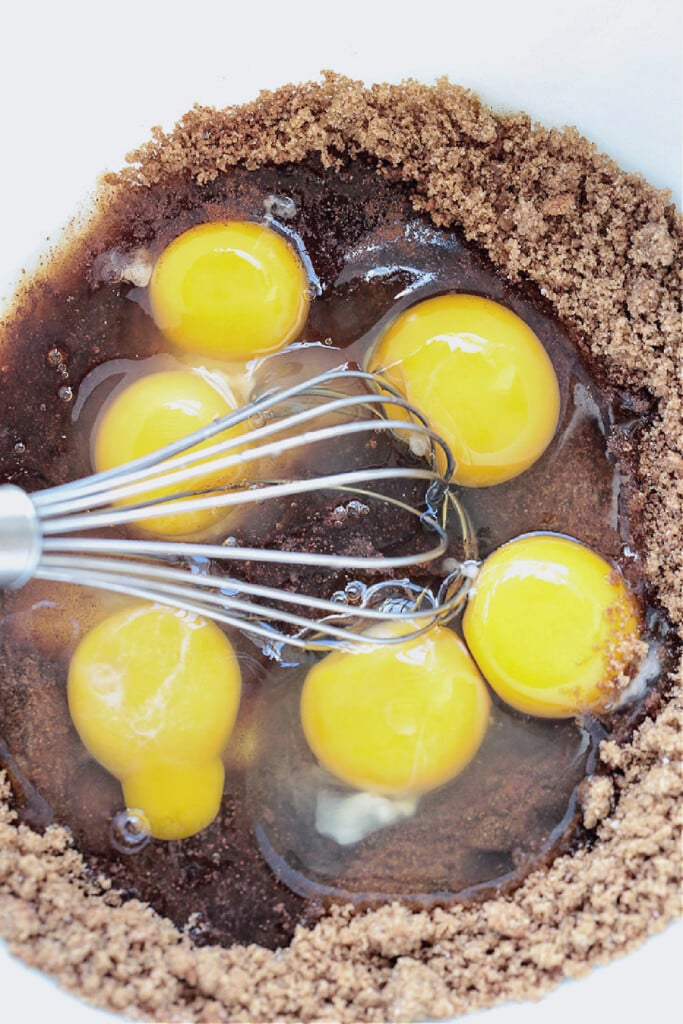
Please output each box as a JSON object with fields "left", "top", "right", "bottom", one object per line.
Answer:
{"left": 34, "top": 369, "right": 454, "bottom": 517}
{"left": 1, "top": 368, "right": 475, "bottom": 653}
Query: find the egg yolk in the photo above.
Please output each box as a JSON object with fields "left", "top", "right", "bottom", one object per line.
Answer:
{"left": 300, "top": 622, "right": 491, "bottom": 796}
{"left": 149, "top": 221, "right": 310, "bottom": 359}
{"left": 68, "top": 603, "right": 241, "bottom": 840}
{"left": 463, "top": 534, "right": 643, "bottom": 719}
{"left": 94, "top": 369, "right": 244, "bottom": 537}
{"left": 122, "top": 761, "right": 226, "bottom": 842}
{"left": 367, "top": 294, "right": 561, "bottom": 487}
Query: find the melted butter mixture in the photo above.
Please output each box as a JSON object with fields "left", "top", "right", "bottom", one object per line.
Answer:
{"left": 0, "top": 160, "right": 673, "bottom": 948}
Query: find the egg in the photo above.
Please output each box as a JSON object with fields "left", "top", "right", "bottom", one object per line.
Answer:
{"left": 67, "top": 603, "right": 241, "bottom": 840}
{"left": 94, "top": 368, "right": 243, "bottom": 536}
{"left": 300, "top": 621, "right": 491, "bottom": 796}
{"left": 367, "top": 294, "right": 560, "bottom": 486}
{"left": 149, "top": 221, "right": 310, "bottom": 358}
{"left": 463, "top": 533, "right": 643, "bottom": 718}
{"left": 122, "top": 761, "right": 226, "bottom": 842}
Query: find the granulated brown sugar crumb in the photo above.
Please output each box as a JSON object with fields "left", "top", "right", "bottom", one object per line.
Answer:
{"left": 578, "top": 775, "right": 614, "bottom": 830}
{"left": 1, "top": 74, "right": 682, "bottom": 1021}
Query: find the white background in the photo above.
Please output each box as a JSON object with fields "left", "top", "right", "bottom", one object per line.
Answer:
{"left": 0, "top": 1, "right": 681, "bottom": 1021}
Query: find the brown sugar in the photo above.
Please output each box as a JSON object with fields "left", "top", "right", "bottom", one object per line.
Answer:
{"left": 0, "top": 73, "right": 681, "bottom": 1021}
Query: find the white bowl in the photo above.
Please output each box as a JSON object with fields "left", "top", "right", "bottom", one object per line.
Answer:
{"left": 1, "top": 1, "right": 681, "bottom": 1021}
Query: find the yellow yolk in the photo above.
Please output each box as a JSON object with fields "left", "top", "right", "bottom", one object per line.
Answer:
{"left": 122, "top": 761, "right": 225, "bottom": 842}
{"left": 149, "top": 221, "right": 310, "bottom": 358}
{"left": 67, "top": 603, "right": 241, "bottom": 840}
{"left": 463, "top": 534, "right": 643, "bottom": 719}
{"left": 367, "top": 294, "right": 561, "bottom": 487}
{"left": 300, "top": 622, "right": 491, "bottom": 796}
{"left": 94, "top": 369, "right": 243, "bottom": 537}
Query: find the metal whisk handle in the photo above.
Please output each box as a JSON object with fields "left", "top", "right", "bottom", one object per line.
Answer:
{"left": 0, "top": 485, "right": 42, "bottom": 588}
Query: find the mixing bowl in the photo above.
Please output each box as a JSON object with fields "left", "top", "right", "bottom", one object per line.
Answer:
{"left": 1, "top": 2, "right": 680, "bottom": 1020}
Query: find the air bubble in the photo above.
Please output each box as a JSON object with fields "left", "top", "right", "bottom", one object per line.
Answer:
{"left": 14, "top": 441, "right": 26, "bottom": 454}
{"left": 346, "top": 500, "right": 369, "bottom": 518}
{"left": 91, "top": 248, "right": 153, "bottom": 287}
{"left": 58, "top": 385, "right": 73, "bottom": 402}
{"left": 331, "top": 504, "right": 347, "bottom": 527}
{"left": 109, "top": 808, "right": 151, "bottom": 854}
{"left": 343, "top": 581, "right": 366, "bottom": 605}
{"left": 331, "top": 500, "right": 370, "bottom": 527}
{"left": 263, "top": 194, "right": 298, "bottom": 221}
{"left": 46, "top": 346, "right": 66, "bottom": 367}
{"left": 364, "top": 579, "right": 437, "bottom": 615}
{"left": 376, "top": 596, "right": 418, "bottom": 616}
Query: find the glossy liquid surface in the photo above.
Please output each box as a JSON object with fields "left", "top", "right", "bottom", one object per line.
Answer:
{"left": 0, "top": 160, "right": 673, "bottom": 948}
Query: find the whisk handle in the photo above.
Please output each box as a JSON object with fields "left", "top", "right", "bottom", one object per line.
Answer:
{"left": 0, "top": 485, "right": 41, "bottom": 588}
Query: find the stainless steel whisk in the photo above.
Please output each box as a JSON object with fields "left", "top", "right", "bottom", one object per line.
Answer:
{"left": 0, "top": 368, "right": 477, "bottom": 653}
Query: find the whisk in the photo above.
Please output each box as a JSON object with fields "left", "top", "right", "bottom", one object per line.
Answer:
{"left": 0, "top": 367, "right": 477, "bottom": 654}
